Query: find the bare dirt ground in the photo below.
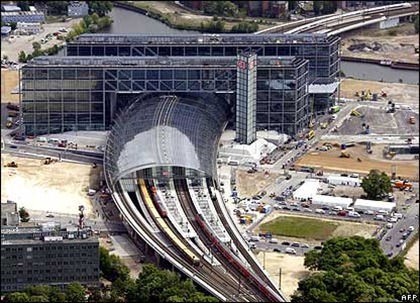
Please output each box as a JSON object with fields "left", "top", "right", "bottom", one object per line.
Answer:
{"left": 1, "top": 154, "right": 95, "bottom": 217}
{"left": 404, "top": 238, "right": 419, "bottom": 270}
{"left": 296, "top": 142, "right": 419, "bottom": 180}
{"left": 255, "top": 251, "right": 310, "bottom": 301}
{"left": 337, "top": 106, "right": 418, "bottom": 135}
{"left": 340, "top": 78, "right": 419, "bottom": 102}
{"left": 1, "top": 69, "right": 19, "bottom": 103}
{"left": 236, "top": 169, "right": 280, "bottom": 197}
{"left": 341, "top": 23, "right": 419, "bottom": 63}
{"left": 255, "top": 212, "right": 379, "bottom": 245}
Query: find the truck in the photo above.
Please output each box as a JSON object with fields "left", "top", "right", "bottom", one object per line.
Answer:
{"left": 330, "top": 106, "right": 340, "bottom": 114}
{"left": 393, "top": 180, "right": 413, "bottom": 189}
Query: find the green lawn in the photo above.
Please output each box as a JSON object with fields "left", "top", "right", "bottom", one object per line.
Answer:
{"left": 259, "top": 216, "right": 339, "bottom": 241}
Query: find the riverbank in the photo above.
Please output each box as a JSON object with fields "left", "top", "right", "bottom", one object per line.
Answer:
{"left": 341, "top": 56, "right": 419, "bottom": 71}
{"left": 113, "top": 1, "right": 279, "bottom": 32}
{"left": 341, "top": 23, "right": 419, "bottom": 65}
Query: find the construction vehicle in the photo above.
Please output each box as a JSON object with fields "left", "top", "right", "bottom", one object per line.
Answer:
{"left": 320, "top": 122, "right": 328, "bottom": 129}
{"left": 269, "top": 192, "right": 276, "bottom": 198}
{"left": 387, "top": 101, "right": 396, "bottom": 113}
{"left": 4, "top": 161, "right": 18, "bottom": 168}
{"left": 381, "top": 91, "right": 387, "bottom": 97}
{"left": 316, "top": 170, "right": 324, "bottom": 176}
{"left": 351, "top": 109, "right": 363, "bottom": 117}
{"left": 408, "top": 116, "right": 415, "bottom": 124}
{"left": 307, "top": 130, "right": 315, "bottom": 140}
{"left": 44, "top": 157, "right": 52, "bottom": 165}
{"left": 6, "top": 121, "right": 13, "bottom": 128}
{"left": 393, "top": 180, "right": 413, "bottom": 189}
{"left": 329, "top": 106, "right": 340, "bottom": 114}
{"left": 340, "top": 151, "right": 350, "bottom": 158}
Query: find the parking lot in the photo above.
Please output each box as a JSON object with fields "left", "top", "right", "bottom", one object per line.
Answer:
{"left": 1, "top": 19, "right": 79, "bottom": 62}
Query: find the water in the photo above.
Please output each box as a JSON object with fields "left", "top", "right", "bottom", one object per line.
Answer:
{"left": 100, "top": 7, "right": 420, "bottom": 85}
{"left": 341, "top": 61, "right": 419, "bottom": 85}
{"left": 102, "top": 6, "right": 199, "bottom": 34}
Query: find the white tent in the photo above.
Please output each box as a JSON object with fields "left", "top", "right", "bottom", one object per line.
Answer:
{"left": 353, "top": 199, "right": 396, "bottom": 212}
{"left": 327, "top": 176, "right": 361, "bottom": 187}
{"left": 293, "top": 179, "right": 320, "bottom": 200}
{"left": 311, "top": 195, "right": 353, "bottom": 208}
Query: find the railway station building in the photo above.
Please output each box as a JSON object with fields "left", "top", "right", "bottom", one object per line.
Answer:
{"left": 21, "top": 33, "right": 339, "bottom": 139}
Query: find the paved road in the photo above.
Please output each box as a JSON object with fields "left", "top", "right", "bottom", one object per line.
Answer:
{"left": 3, "top": 142, "right": 102, "bottom": 164}
{"left": 379, "top": 198, "right": 419, "bottom": 257}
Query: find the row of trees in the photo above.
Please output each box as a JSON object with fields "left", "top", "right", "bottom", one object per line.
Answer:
{"left": 3, "top": 248, "right": 217, "bottom": 302}
{"left": 313, "top": 1, "right": 338, "bottom": 15}
{"left": 18, "top": 12, "right": 112, "bottom": 63}
{"left": 2, "top": 283, "right": 85, "bottom": 302}
{"left": 200, "top": 19, "right": 259, "bottom": 33}
{"left": 292, "top": 236, "right": 419, "bottom": 302}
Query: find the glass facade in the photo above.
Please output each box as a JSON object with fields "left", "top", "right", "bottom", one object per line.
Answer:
{"left": 67, "top": 33, "right": 340, "bottom": 83}
{"left": 236, "top": 53, "right": 257, "bottom": 144}
{"left": 22, "top": 56, "right": 308, "bottom": 136}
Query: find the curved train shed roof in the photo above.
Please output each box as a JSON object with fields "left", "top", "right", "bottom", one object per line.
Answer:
{"left": 105, "top": 94, "right": 229, "bottom": 185}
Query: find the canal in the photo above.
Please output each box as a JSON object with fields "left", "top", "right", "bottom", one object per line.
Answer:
{"left": 102, "top": 6, "right": 419, "bottom": 85}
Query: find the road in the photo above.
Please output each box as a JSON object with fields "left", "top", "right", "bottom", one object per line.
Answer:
{"left": 2, "top": 142, "right": 102, "bottom": 164}
{"left": 379, "top": 198, "right": 419, "bottom": 257}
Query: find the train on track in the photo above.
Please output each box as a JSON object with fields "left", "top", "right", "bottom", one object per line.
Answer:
{"left": 195, "top": 213, "right": 281, "bottom": 302}
{"left": 139, "top": 179, "right": 200, "bottom": 266}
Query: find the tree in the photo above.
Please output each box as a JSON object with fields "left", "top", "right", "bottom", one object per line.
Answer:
{"left": 288, "top": 1, "right": 298, "bottom": 11}
{"left": 32, "top": 41, "right": 41, "bottom": 51}
{"left": 18, "top": 207, "right": 30, "bottom": 222}
{"left": 88, "top": 1, "right": 113, "bottom": 17}
{"left": 99, "top": 247, "right": 130, "bottom": 282}
{"left": 321, "top": 1, "right": 337, "bottom": 14}
{"left": 2, "top": 54, "right": 9, "bottom": 62}
{"left": 16, "top": 1, "right": 31, "bottom": 11}
{"left": 415, "top": 16, "right": 419, "bottom": 34}
{"left": 313, "top": 1, "right": 322, "bottom": 16}
{"left": 4, "top": 292, "right": 30, "bottom": 302}
{"left": 48, "top": 286, "right": 66, "bottom": 302}
{"left": 231, "top": 21, "right": 259, "bottom": 33}
{"left": 46, "top": 1, "right": 69, "bottom": 15}
{"left": 203, "top": 1, "right": 238, "bottom": 17}
{"left": 9, "top": 22, "right": 18, "bottom": 30}
{"left": 65, "top": 282, "right": 86, "bottom": 303}
{"left": 361, "top": 169, "right": 392, "bottom": 200}
{"left": 292, "top": 236, "right": 419, "bottom": 302}
{"left": 29, "top": 296, "right": 48, "bottom": 302}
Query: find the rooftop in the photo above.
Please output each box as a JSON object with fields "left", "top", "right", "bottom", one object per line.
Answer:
{"left": 69, "top": 33, "right": 339, "bottom": 45}
{"left": 26, "top": 56, "right": 306, "bottom": 68}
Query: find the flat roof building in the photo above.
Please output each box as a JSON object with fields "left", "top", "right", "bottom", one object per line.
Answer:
{"left": 1, "top": 11, "right": 45, "bottom": 24}
{"left": 1, "top": 223, "right": 99, "bottom": 293}
{"left": 293, "top": 179, "right": 320, "bottom": 200}
{"left": 311, "top": 195, "right": 353, "bottom": 208}
{"left": 353, "top": 199, "right": 396, "bottom": 212}
{"left": 1, "top": 202, "right": 20, "bottom": 227}
{"left": 327, "top": 175, "right": 362, "bottom": 186}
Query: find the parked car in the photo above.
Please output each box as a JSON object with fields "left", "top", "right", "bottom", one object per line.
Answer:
{"left": 278, "top": 201, "right": 287, "bottom": 205}
{"left": 292, "top": 207, "right": 301, "bottom": 212}
{"left": 329, "top": 211, "right": 338, "bottom": 216}
{"left": 314, "top": 246, "right": 323, "bottom": 250}
{"left": 291, "top": 242, "right": 300, "bottom": 247}
{"left": 385, "top": 236, "right": 392, "bottom": 241}
{"left": 273, "top": 248, "right": 281, "bottom": 252}
{"left": 281, "top": 241, "right": 290, "bottom": 246}
{"left": 285, "top": 247, "right": 297, "bottom": 255}
{"left": 303, "top": 208, "right": 313, "bottom": 213}
{"left": 301, "top": 243, "right": 309, "bottom": 248}
{"left": 282, "top": 206, "right": 291, "bottom": 211}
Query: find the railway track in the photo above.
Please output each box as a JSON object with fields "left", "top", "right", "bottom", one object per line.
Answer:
{"left": 207, "top": 178, "right": 284, "bottom": 296}
{"left": 174, "top": 178, "right": 271, "bottom": 302}
{"left": 139, "top": 178, "right": 255, "bottom": 302}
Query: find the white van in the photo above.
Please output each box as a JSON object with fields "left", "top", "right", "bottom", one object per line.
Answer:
{"left": 315, "top": 208, "right": 325, "bottom": 214}
{"left": 378, "top": 210, "right": 389, "bottom": 216}
{"left": 348, "top": 211, "right": 361, "bottom": 218}
{"left": 393, "top": 213, "right": 403, "bottom": 219}
{"left": 285, "top": 247, "right": 297, "bottom": 255}
{"left": 250, "top": 236, "right": 260, "bottom": 242}
{"left": 346, "top": 207, "right": 355, "bottom": 212}
{"left": 332, "top": 206, "right": 343, "bottom": 211}
{"left": 269, "top": 238, "right": 278, "bottom": 244}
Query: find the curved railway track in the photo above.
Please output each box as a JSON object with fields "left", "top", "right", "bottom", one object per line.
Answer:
{"left": 174, "top": 178, "right": 274, "bottom": 302}
{"left": 139, "top": 178, "right": 257, "bottom": 302}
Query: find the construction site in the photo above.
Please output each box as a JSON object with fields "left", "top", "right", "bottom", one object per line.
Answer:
{"left": 336, "top": 106, "right": 418, "bottom": 135}
{"left": 1, "top": 154, "right": 98, "bottom": 217}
